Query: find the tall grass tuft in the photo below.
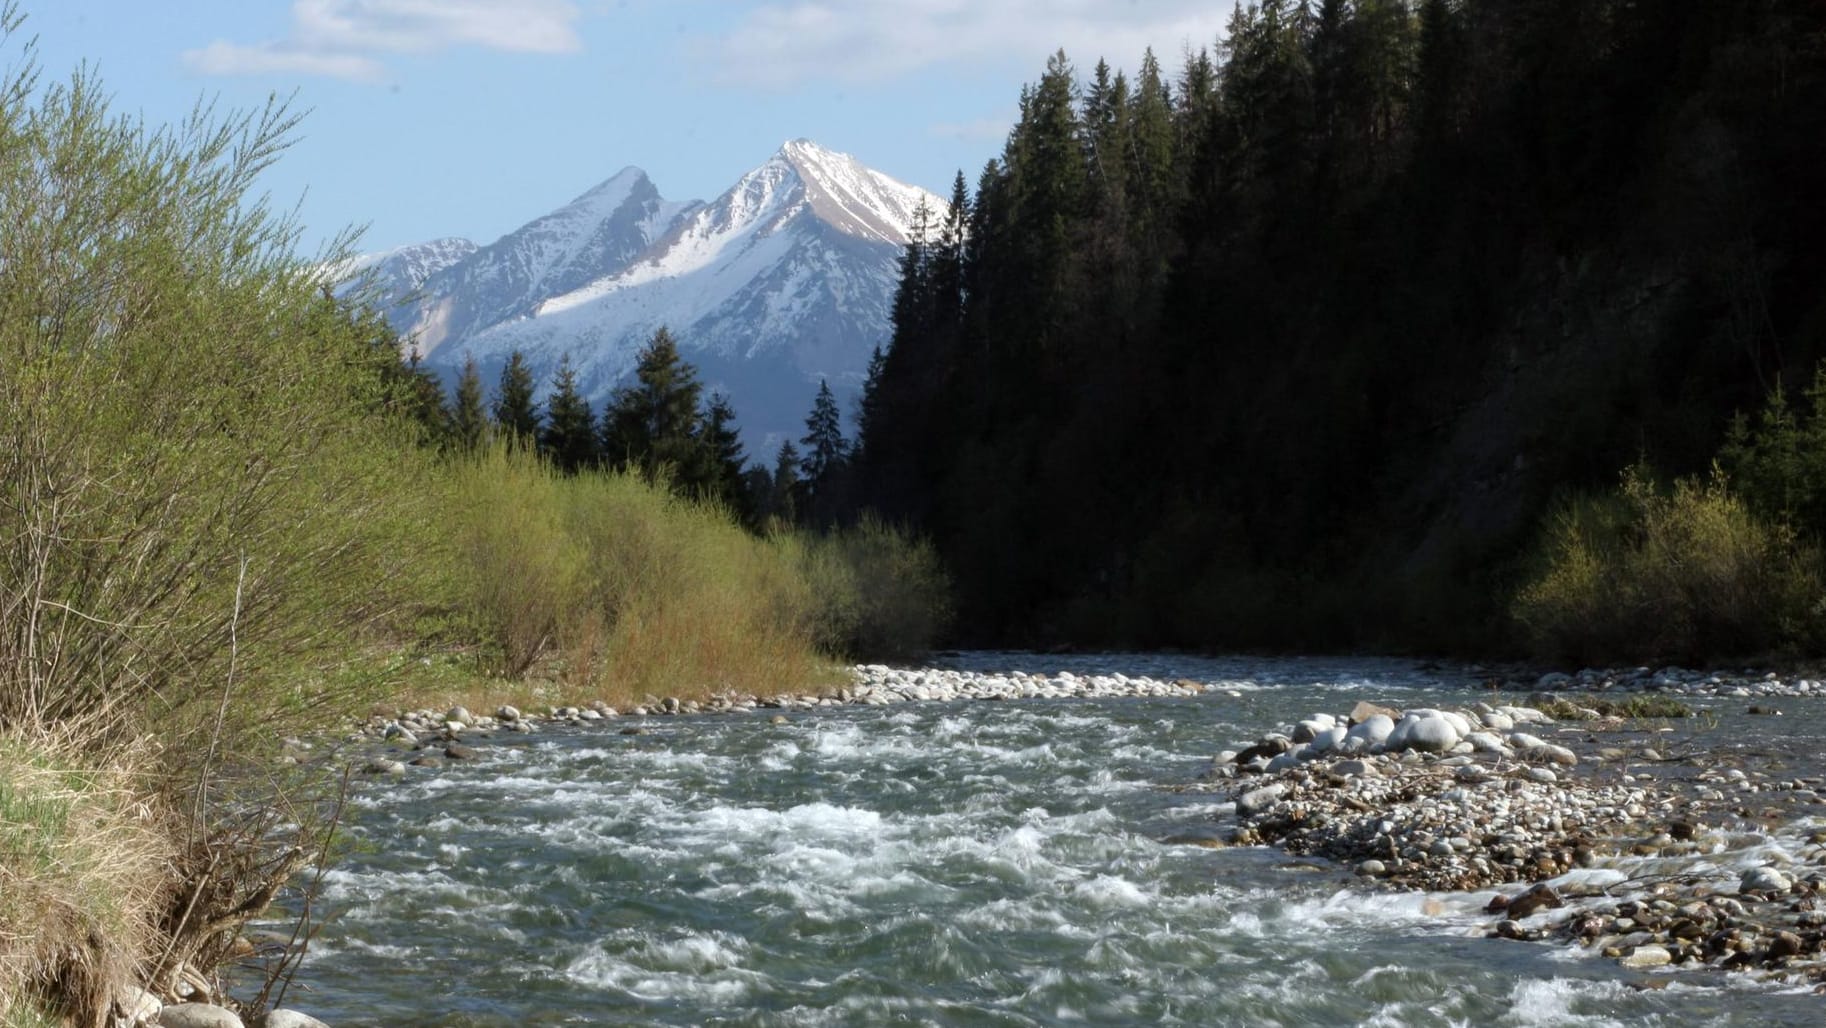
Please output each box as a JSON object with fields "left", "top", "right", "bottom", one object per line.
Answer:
{"left": 0, "top": 731, "right": 171, "bottom": 1027}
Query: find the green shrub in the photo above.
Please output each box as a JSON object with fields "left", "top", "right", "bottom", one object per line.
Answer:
{"left": 794, "top": 515, "right": 952, "bottom": 661}
{"left": 0, "top": 17, "right": 438, "bottom": 760}
{"left": 445, "top": 446, "right": 834, "bottom": 702}
{"left": 1513, "top": 465, "right": 1822, "bottom": 662}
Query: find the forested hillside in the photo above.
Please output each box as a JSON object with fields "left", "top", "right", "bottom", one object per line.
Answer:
{"left": 854, "top": 0, "right": 1826, "bottom": 654}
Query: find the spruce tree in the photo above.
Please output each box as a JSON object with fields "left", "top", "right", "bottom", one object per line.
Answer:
{"left": 799, "top": 378, "right": 847, "bottom": 488}
{"left": 766, "top": 440, "right": 801, "bottom": 527}
{"left": 600, "top": 326, "right": 704, "bottom": 481}
{"left": 854, "top": 345, "right": 888, "bottom": 465}
{"left": 450, "top": 353, "right": 488, "bottom": 453}
{"left": 540, "top": 354, "right": 597, "bottom": 473}
{"left": 491, "top": 350, "right": 540, "bottom": 446}
{"left": 699, "top": 392, "right": 753, "bottom": 520}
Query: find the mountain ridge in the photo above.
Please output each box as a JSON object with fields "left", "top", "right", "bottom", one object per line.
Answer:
{"left": 349, "top": 140, "right": 942, "bottom": 449}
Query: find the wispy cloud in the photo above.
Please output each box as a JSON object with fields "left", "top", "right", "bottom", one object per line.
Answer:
{"left": 703, "top": 1, "right": 1226, "bottom": 88}
{"left": 928, "top": 115, "right": 1014, "bottom": 144}
{"left": 183, "top": 0, "right": 584, "bottom": 83}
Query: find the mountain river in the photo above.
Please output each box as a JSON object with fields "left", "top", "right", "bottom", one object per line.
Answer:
{"left": 279, "top": 653, "right": 1826, "bottom": 1025}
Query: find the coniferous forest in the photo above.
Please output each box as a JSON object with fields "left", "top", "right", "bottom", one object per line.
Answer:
{"left": 851, "top": 0, "right": 1826, "bottom": 656}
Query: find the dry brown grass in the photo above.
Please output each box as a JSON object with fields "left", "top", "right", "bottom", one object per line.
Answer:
{"left": 0, "top": 731, "right": 171, "bottom": 1028}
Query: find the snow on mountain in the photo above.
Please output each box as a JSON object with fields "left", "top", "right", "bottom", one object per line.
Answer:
{"left": 362, "top": 140, "right": 943, "bottom": 450}
{"left": 336, "top": 237, "right": 478, "bottom": 300}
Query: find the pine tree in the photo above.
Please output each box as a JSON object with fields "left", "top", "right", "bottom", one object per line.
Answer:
{"left": 600, "top": 326, "right": 704, "bottom": 481}
{"left": 766, "top": 440, "right": 801, "bottom": 527}
{"left": 491, "top": 350, "right": 540, "bottom": 446}
{"left": 854, "top": 345, "right": 888, "bottom": 465}
{"left": 539, "top": 354, "right": 597, "bottom": 473}
{"left": 699, "top": 391, "right": 752, "bottom": 519}
{"left": 450, "top": 353, "right": 488, "bottom": 453}
{"left": 932, "top": 171, "right": 970, "bottom": 329}
{"left": 799, "top": 378, "right": 847, "bottom": 489}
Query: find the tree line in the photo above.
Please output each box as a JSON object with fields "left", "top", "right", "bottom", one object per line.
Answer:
{"left": 849, "top": 0, "right": 1826, "bottom": 653}
{"left": 399, "top": 327, "right": 857, "bottom": 531}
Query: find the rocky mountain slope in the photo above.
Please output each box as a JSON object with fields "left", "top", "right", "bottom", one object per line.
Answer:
{"left": 347, "top": 140, "right": 941, "bottom": 449}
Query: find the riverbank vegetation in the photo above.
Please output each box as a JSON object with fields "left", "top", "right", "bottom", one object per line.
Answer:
{"left": 846, "top": 0, "right": 1826, "bottom": 663}
{"left": 0, "top": 6, "right": 944, "bottom": 1020}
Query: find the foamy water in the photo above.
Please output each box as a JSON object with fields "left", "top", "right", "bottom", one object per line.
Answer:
{"left": 278, "top": 655, "right": 1826, "bottom": 1026}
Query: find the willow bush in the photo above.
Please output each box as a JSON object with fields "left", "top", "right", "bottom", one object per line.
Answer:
{"left": 0, "top": 11, "right": 437, "bottom": 758}
{"left": 446, "top": 447, "right": 830, "bottom": 702}
{"left": 1513, "top": 466, "right": 1822, "bottom": 663}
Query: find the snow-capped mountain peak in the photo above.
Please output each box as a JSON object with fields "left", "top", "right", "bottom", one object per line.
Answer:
{"left": 357, "top": 141, "right": 942, "bottom": 448}
{"left": 777, "top": 138, "right": 937, "bottom": 245}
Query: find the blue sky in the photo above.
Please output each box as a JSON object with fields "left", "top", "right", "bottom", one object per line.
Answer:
{"left": 23, "top": 2, "right": 1227, "bottom": 256}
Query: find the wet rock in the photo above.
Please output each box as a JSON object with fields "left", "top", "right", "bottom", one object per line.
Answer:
{"left": 1503, "top": 883, "right": 1565, "bottom": 920}
{"left": 1619, "top": 944, "right": 1672, "bottom": 969}
{"left": 1349, "top": 701, "right": 1399, "bottom": 724}
{"left": 360, "top": 758, "right": 406, "bottom": 776}
{"left": 1741, "top": 866, "right": 1793, "bottom": 895}
{"left": 495, "top": 704, "right": 521, "bottom": 723}
{"left": 1236, "top": 783, "right": 1287, "bottom": 817}
{"left": 444, "top": 743, "right": 479, "bottom": 761}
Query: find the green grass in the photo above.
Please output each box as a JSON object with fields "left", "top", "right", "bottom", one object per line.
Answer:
{"left": 1527, "top": 694, "right": 1695, "bottom": 720}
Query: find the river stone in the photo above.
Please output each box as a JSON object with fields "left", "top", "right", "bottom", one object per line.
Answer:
{"left": 1619, "top": 944, "right": 1672, "bottom": 969}
{"left": 1402, "top": 713, "right": 1461, "bottom": 753}
{"left": 1503, "top": 883, "right": 1564, "bottom": 920}
{"left": 1539, "top": 743, "right": 1578, "bottom": 766}
{"left": 1332, "top": 758, "right": 1377, "bottom": 779}
{"left": 1768, "top": 930, "right": 1805, "bottom": 959}
{"left": 1349, "top": 700, "right": 1398, "bottom": 724}
{"left": 1309, "top": 725, "right": 1349, "bottom": 754}
{"left": 1236, "top": 783, "right": 1287, "bottom": 817}
{"left": 1465, "top": 731, "right": 1507, "bottom": 754}
{"left": 258, "top": 1011, "right": 330, "bottom": 1028}
{"left": 1347, "top": 714, "right": 1395, "bottom": 750}
{"left": 444, "top": 743, "right": 478, "bottom": 761}
{"left": 156, "top": 1004, "right": 244, "bottom": 1028}
{"left": 496, "top": 704, "right": 521, "bottom": 722}
{"left": 1266, "top": 747, "right": 1306, "bottom": 772}
{"left": 445, "top": 705, "right": 472, "bottom": 725}
{"left": 360, "top": 758, "right": 406, "bottom": 776}
{"left": 1740, "top": 866, "right": 1793, "bottom": 894}
{"left": 1357, "top": 859, "right": 1387, "bottom": 876}
{"left": 1480, "top": 711, "right": 1515, "bottom": 732}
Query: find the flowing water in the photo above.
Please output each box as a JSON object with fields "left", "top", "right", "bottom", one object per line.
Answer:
{"left": 283, "top": 655, "right": 1826, "bottom": 1025}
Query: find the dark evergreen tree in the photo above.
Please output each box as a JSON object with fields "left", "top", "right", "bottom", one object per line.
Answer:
{"left": 449, "top": 353, "right": 488, "bottom": 453}
{"left": 798, "top": 378, "right": 847, "bottom": 501}
{"left": 600, "top": 326, "right": 703, "bottom": 481}
{"left": 539, "top": 354, "right": 597, "bottom": 473}
{"left": 698, "top": 391, "right": 754, "bottom": 521}
{"left": 765, "top": 440, "right": 800, "bottom": 527}
{"left": 491, "top": 350, "right": 540, "bottom": 446}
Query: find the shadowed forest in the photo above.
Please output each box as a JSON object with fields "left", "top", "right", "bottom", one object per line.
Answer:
{"left": 844, "top": 0, "right": 1826, "bottom": 660}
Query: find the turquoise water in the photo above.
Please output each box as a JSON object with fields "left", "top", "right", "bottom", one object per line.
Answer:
{"left": 282, "top": 656, "right": 1826, "bottom": 1026}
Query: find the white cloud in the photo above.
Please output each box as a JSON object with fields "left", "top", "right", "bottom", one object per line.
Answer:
{"left": 928, "top": 115, "right": 1014, "bottom": 144}
{"left": 183, "top": 0, "right": 583, "bottom": 83}
{"left": 183, "top": 41, "right": 389, "bottom": 84}
{"left": 704, "top": 1, "right": 1227, "bottom": 88}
